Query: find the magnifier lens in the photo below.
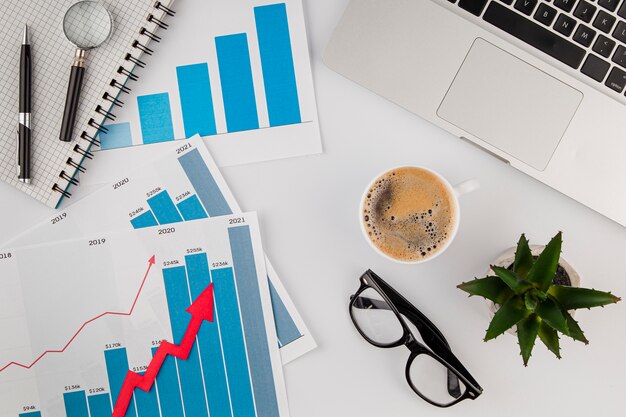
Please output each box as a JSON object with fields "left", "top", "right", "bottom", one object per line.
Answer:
{"left": 63, "top": 1, "right": 112, "bottom": 49}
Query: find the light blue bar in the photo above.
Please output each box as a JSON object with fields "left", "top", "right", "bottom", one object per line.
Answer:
{"left": 87, "top": 393, "right": 112, "bottom": 417}
{"left": 254, "top": 4, "right": 302, "bottom": 126}
{"left": 100, "top": 122, "right": 133, "bottom": 150}
{"left": 178, "top": 149, "right": 232, "bottom": 217}
{"left": 19, "top": 412, "right": 41, "bottom": 417}
{"left": 215, "top": 34, "right": 259, "bottom": 132}
{"left": 63, "top": 391, "right": 89, "bottom": 417}
{"left": 137, "top": 93, "right": 175, "bottom": 144}
{"left": 162, "top": 266, "right": 210, "bottom": 417}
{"left": 177, "top": 63, "right": 217, "bottom": 137}
{"left": 229, "top": 226, "right": 280, "bottom": 417}
{"left": 130, "top": 210, "right": 158, "bottom": 229}
{"left": 268, "top": 279, "right": 302, "bottom": 347}
{"left": 135, "top": 372, "right": 161, "bottom": 417}
{"left": 147, "top": 191, "right": 183, "bottom": 225}
{"left": 152, "top": 347, "right": 184, "bottom": 417}
{"left": 104, "top": 347, "right": 137, "bottom": 417}
{"left": 186, "top": 253, "right": 232, "bottom": 417}
{"left": 177, "top": 195, "right": 208, "bottom": 221}
{"left": 212, "top": 267, "right": 256, "bottom": 417}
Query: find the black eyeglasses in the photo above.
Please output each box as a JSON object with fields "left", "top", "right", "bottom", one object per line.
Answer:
{"left": 349, "top": 270, "right": 483, "bottom": 407}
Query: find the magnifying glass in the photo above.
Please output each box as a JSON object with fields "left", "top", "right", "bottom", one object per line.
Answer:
{"left": 60, "top": 1, "right": 113, "bottom": 142}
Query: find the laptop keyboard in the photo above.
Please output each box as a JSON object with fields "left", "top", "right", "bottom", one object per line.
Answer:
{"left": 448, "top": 0, "right": 626, "bottom": 98}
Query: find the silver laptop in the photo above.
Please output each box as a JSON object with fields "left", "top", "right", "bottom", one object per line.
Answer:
{"left": 324, "top": 0, "right": 626, "bottom": 226}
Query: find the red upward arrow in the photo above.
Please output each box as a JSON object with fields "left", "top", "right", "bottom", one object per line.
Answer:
{"left": 0, "top": 255, "right": 156, "bottom": 373}
{"left": 111, "top": 283, "right": 215, "bottom": 417}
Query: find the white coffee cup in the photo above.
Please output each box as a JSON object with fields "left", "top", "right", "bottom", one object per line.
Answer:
{"left": 359, "top": 166, "right": 479, "bottom": 264}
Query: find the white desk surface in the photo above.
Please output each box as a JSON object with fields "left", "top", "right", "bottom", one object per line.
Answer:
{"left": 1, "top": 1, "right": 625, "bottom": 416}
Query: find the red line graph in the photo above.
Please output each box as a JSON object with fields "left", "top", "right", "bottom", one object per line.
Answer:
{"left": 112, "top": 283, "right": 214, "bottom": 417}
{"left": 0, "top": 255, "right": 156, "bottom": 373}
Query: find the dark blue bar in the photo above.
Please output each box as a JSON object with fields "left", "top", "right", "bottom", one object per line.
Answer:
{"left": 19, "top": 412, "right": 42, "bottom": 417}
{"left": 186, "top": 253, "right": 232, "bottom": 417}
{"left": 87, "top": 393, "right": 112, "bottom": 417}
{"left": 229, "top": 226, "right": 280, "bottom": 417}
{"left": 212, "top": 267, "right": 256, "bottom": 417}
{"left": 147, "top": 191, "right": 183, "bottom": 225}
{"left": 268, "top": 279, "right": 302, "bottom": 347}
{"left": 137, "top": 93, "right": 175, "bottom": 144}
{"left": 177, "top": 63, "right": 217, "bottom": 137}
{"left": 130, "top": 210, "right": 158, "bottom": 229}
{"left": 215, "top": 33, "right": 259, "bottom": 132}
{"left": 105, "top": 347, "right": 137, "bottom": 417}
{"left": 177, "top": 195, "right": 208, "bottom": 221}
{"left": 162, "top": 266, "right": 209, "bottom": 417}
{"left": 152, "top": 347, "right": 184, "bottom": 417}
{"left": 63, "top": 391, "right": 89, "bottom": 417}
{"left": 254, "top": 4, "right": 302, "bottom": 126}
{"left": 178, "top": 149, "right": 232, "bottom": 217}
{"left": 135, "top": 372, "right": 161, "bottom": 417}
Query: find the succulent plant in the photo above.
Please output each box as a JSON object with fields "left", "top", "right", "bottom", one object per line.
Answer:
{"left": 458, "top": 232, "right": 621, "bottom": 366}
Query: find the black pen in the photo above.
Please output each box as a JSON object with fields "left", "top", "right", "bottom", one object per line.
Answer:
{"left": 18, "top": 24, "right": 32, "bottom": 184}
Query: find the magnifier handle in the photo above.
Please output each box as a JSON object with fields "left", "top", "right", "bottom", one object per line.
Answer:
{"left": 60, "top": 64, "right": 85, "bottom": 142}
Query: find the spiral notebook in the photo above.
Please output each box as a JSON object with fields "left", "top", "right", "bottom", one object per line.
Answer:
{"left": 0, "top": 0, "right": 176, "bottom": 208}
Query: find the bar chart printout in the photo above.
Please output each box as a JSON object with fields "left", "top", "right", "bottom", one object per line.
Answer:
{"left": 0, "top": 215, "right": 289, "bottom": 417}
{"left": 96, "top": 0, "right": 321, "bottom": 169}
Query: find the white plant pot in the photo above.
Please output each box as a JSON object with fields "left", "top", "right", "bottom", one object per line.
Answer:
{"left": 485, "top": 245, "right": 581, "bottom": 335}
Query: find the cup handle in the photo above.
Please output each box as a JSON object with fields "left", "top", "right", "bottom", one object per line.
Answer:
{"left": 453, "top": 179, "right": 480, "bottom": 197}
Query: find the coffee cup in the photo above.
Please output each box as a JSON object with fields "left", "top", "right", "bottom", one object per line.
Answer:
{"left": 359, "top": 166, "right": 478, "bottom": 264}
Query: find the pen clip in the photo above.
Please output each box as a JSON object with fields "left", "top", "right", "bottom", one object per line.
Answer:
{"left": 16, "top": 129, "right": 20, "bottom": 176}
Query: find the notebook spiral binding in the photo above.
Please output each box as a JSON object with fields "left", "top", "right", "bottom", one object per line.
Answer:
{"left": 52, "top": 0, "right": 176, "bottom": 200}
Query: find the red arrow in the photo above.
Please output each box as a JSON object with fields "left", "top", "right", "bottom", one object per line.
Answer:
{"left": 0, "top": 255, "right": 156, "bottom": 373}
{"left": 112, "top": 283, "right": 214, "bottom": 417}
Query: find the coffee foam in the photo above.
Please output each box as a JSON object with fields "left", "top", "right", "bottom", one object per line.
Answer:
{"left": 362, "top": 167, "right": 456, "bottom": 262}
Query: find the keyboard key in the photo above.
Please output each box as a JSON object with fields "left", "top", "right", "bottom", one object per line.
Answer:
{"left": 515, "top": 0, "right": 538, "bottom": 15}
{"left": 605, "top": 66, "right": 626, "bottom": 92}
{"left": 573, "top": 24, "right": 597, "bottom": 46}
{"left": 619, "top": 3, "right": 626, "bottom": 19}
{"left": 612, "top": 45, "right": 626, "bottom": 68}
{"left": 598, "top": 0, "right": 620, "bottom": 13}
{"left": 483, "top": 3, "right": 586, "bottom": 68}
{"left": 593, "top": 10, "right": 617, "bottom": 33}
{"left": 458, "top": 0, "right": 489, "bottom": 16}
{"left": 500, "top": 0, "right": 514, "bottom": 4}
{"left": 555, "top": 14, "right": 578, "bottom": 36}
{"left": 613, "top": 21, "right": 626, "bottom": 43}
{"left": 573, "top": 1, "right": 597, "bottom": 23}
{"left": 593, "top": 34, "right": 617, "bottom": 57}
{"left": 554, "top": 0, "right": 577, "bottom": 13}
{"left": 581, "top": 54, "right": 611, "bottom": 81}
{"left": 535, "top": 3, "right": 558, "bottom": 25}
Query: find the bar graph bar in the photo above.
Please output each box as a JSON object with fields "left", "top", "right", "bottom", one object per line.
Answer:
{"left": 101, "top": 122, "right": 133, "bottom": 150}
{"left": 87, "top": 393, "right": 112, "bottom": 417}
{"left": 130, "top": 210, "right": 158, "bottom": 229}
{"left": 177, "top": 63, "right": 217, "bottom": 137}
{"left": 177, "top": 195, "right": 208, "bottom": 221}
{"left": 185, "top": 253, "right": 232, "bottom": 417}
{"left": 134, "top": 372, "right": 161, "bottom": 417}
{"left": 19, "top": 412, "right": 41, "bottom": 417}
{"left": 152, "top": 347, "right": 185, "bottom": 417}
{"left": 137, "top": 93, "right": 175, "bottom": 144}
{"left": 229, "top": 226, "right": 280, "bottom": 417}
{"left": 254, "top": 4, "right": 301, "bottom": 126}
{"left": 178, "top": 149, "right": 232, "bottom": 216}
{"left": 268, "top": 280, "right": 302, "bottom": 346}
{"left": 212, "top": 267, "right": 256, "bottom": 417}
{"left": 215, "top": 34, "right": 259, "bottom": 132}
{"left": 63, "top": 391, "right": 89, "bottom": 417}
{"left": 162, "top": 266, "right": 210, "bottom": 417}
{"left": 147, "top": 191, "right": 183, "bottom": 225}
{"left": 105, "top": 347, "right": 137, "bottom": 417}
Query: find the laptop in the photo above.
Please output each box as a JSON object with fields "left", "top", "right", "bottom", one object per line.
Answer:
{"left": 324, "top": 0, "right": 626, "bottom": 227}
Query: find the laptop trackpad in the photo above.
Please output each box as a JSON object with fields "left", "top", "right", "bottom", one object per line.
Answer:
{"left": 437, "top": 38, "right": 582, "bottom": 170}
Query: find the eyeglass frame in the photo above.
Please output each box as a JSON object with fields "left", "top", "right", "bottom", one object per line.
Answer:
{"left": 349, "top": 269, "right": 483, "bottom": 407}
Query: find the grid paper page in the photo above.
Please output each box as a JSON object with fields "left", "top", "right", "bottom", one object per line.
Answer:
{"left": 0, "top": 0, "right": 174, "bottom": 207}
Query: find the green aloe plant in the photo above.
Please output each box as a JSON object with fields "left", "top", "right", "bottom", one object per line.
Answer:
{"left": 458, "top": 232, "right": 620, "bottom": 366}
